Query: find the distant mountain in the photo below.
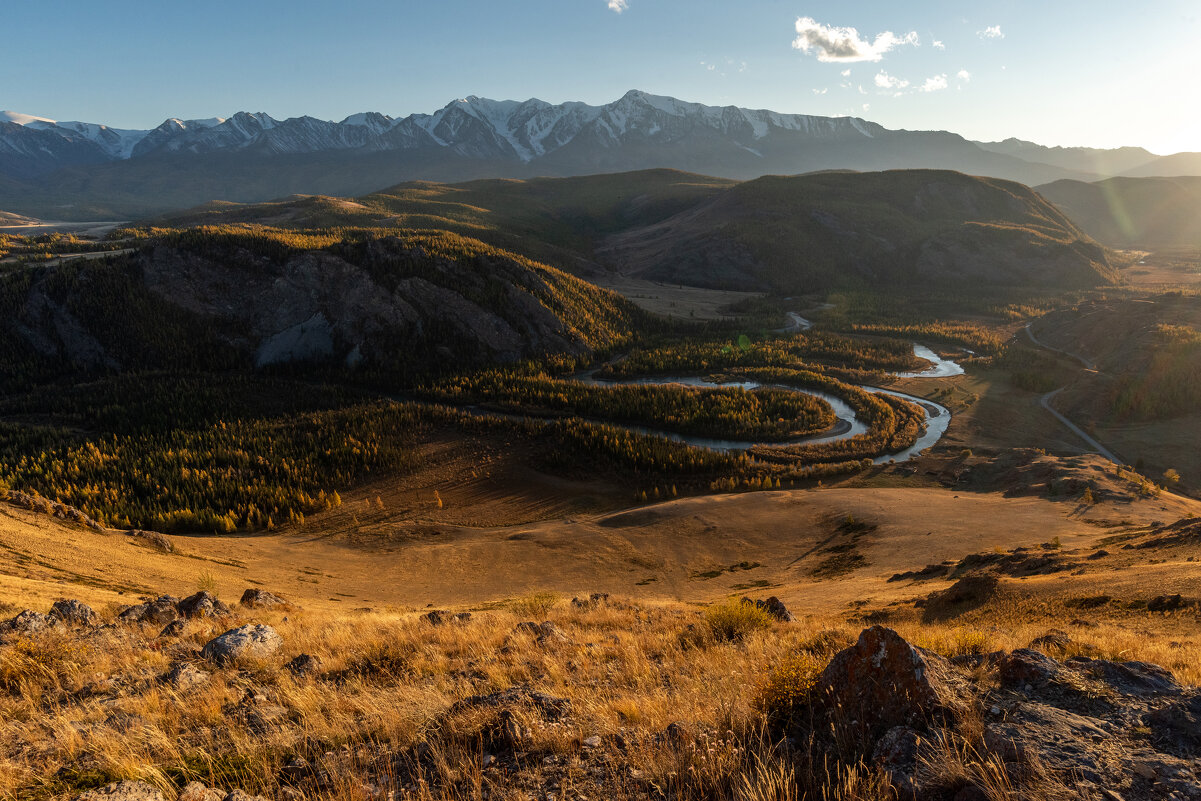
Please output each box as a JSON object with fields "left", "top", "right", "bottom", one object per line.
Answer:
{"left": 1121, "top": 152, "right": 1201, "bottom": 178}
{"left": 145, "top": 168, "right": 1119, "bottom": 294}
{"left": 1037, "top": 176, "right": 1201, "bottom": 247}
{"left": 974, "top": 138, "right": 1157, "bottom": 177}
{"left": 0, "top": 91, "right": 1119, "bottom": 219}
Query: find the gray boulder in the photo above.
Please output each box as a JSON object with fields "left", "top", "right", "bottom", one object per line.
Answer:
{"left": 201, "top": 624, "right": 283, "bottom": 665}
{"left": 809, "top": 626, "right": 969, "bottom": 746}
{"left": 0, "top": 609, "right": 55, "bottom": 638}
{"left": 163, "top": 661, "right": 211, "bottom": 691}
{"left": 177, "top": 783, "right": 224, "bottom": 801}
{"left": 177, "top": 591, "right": 230, "bottom": 619}
{"left": 127, "top": 529, "right": 174, "bottom": 553}
{"left": 240, "top": 588, "right": 289, "bottom": 609}
{"left": 117, "top": 596, "right": 180, "bottom": 626}
{"left": 50, "top": 599, "right": 99, "bottom": 627}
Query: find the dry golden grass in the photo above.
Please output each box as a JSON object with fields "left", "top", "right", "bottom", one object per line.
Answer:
{"left": 0, "top": 583, "right": 1196, "bottom": 800}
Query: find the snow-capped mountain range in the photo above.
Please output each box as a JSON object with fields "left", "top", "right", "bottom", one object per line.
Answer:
{"left": 0, "top": 90, "right": 1190, "bottom": 220}
{"left": 1, "top": 91, "right": 882, "bottom": 175}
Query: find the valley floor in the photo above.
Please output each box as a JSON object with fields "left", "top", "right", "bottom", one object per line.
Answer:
{"left": 3, "top": 468, "right": 1196, "bottom": 617}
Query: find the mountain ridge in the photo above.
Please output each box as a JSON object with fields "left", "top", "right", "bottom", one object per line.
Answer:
{"left": 0, "top": 90, "right": 1154, "bottom": 220}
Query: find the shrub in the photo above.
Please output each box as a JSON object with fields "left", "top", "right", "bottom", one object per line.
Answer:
{"left": 508, "top": 591, "right": 560, "bottom": 618}
{"left": 704, "top": 598, "right": 774, "bottom": 642}
{"left": 755, "top": 651, "right": 821, "bottom": 727}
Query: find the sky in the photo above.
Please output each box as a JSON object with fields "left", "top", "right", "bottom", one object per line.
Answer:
{"left": 3, "top": 0, "right": 1199, "bottom": 154}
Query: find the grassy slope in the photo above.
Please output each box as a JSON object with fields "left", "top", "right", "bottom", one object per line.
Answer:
{"left": 3, "top": 474, "right": 1201, "bottom": 798}
{"left": 600, "top": 169, "right": 1118, "bottom": 292}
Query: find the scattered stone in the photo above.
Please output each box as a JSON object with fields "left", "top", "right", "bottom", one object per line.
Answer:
{"left": 245, "top": 703, "right": 290, "bottom": 734}
{"left": 158, "top": 620, "right": 187, "bottom": 638}
{"left": 871, "top": 725, "right": 930, "bottom": 797}
{"left": 663, "top": 722, "right": 688, "bottom": 743}
{"left": 240, "top": 588, "right": 289, "bottom": 608}
{"left": 285, "top": 653, "right": 322, "bottom": 677}
{"left": 0, "top": 609, "right": 55, "bottom": 638}
{"left": 117, "top": 595, "right": 180, "bottom": 626}
{"left": 448, "top": 686, "right": 571, "bottom": 721}
{"left": 571, "top": 593, "right": 611, "bottom": 609}
{"left": 740, "top": 596, "right": 794, "bottom": 622}
{"left": 1087, "top": 549, "right": 1109, "bottom": 560}
{"left": 582, "top": 735, "right": 602, "bottom": 748}
{"left": 6, "top": 489, "right": 105, "bottom": 531}
{"left": 163, "top": 661, "right": 211, "bottom": 691}
{"left": 998, "top": 648, "right": 1064, "bottom": 690}
{"left": 49, "top": 599, "right": 98, "bottom": 626}
{"left": 178, "top": 782, "right": 224, "bottom": 801}
{"left": 76, "top": 780, "right": 165, "bottom": 801}
{"left": 809, "top": 626, "right": 968, "bottom": 745}
{"left": 279, "top": 755, "right": 313, "bottom": 784}
{"left": 127, "top": 529, "right": 174, "bottom": 553}
{"left": 201, "top": 624, "right": 283, "bottom": 665}
{"left": 1029, "top": 629, "right": 1071, "bottom": 652}
{"left": 225, "top": 791, "right": 269, "bottom": 801}
{"left": 178, "top": 591, "right": 231, "bottom": 619}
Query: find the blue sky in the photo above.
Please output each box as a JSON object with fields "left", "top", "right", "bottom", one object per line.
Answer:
{"left": 3, "top": 0, "right": 1199, "bottom": 153}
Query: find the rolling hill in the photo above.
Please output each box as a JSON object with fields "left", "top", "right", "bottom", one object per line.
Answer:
{"left": 1037, "top": 176, "right": 1201, "bottom": 247}
{"left": 145, "top": 168, "right": 1118, "bottom": 294}
{"left": 0, "top": 227, "right": 642, "bottom": 386}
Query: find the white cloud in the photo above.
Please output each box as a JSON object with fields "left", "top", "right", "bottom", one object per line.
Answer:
{"left": 957, "top": 69, "right": 971, "bottom": 82}
{"left": 607, "top": 0, "right": 628, "bottom": 13}
{"left": 812, "top": 88, "right": 829, "bottom": 95}
{"left": 978, "top": 25, "right": 1003, "bottom": 39}
{"left": 874, "top": 71, "right": 909, "bottom": 90}
{"left": 919, "top": 74, "right": 949, "bottom": 92}
{"left": 840, "top": 69, "right": 851, "bottom": 76}
{"left": 792, "top": 17, "right": 919, "bottom": 63}
{"left": 932, "top": 40, "right": 945, "bottom": 50}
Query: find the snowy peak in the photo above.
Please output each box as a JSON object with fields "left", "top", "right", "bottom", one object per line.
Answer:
{"left": 2, "top": 111, "right": 149, "bottom": 159}
{"left": 1, "top": 111, "right": 57, "bottom": 126}
{"left": 340, "top": 112, "right": 394, "bottom": 135}
{"left": 0, "top": 93, "right": 882, "bottom": 169}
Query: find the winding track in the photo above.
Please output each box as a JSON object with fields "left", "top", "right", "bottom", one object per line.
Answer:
{"left": 1024, "top": 322, "right": 1121, "bottom": 464}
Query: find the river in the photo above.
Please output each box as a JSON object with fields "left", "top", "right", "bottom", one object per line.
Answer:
{"left": 571, "top": 331, "right": 959, "bottom": 464}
